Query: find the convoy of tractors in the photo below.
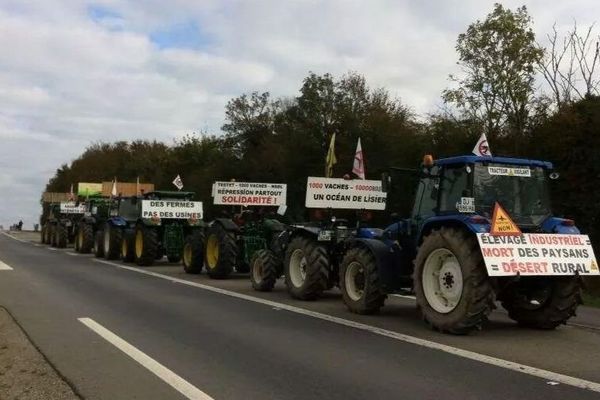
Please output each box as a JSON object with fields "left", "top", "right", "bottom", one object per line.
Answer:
{"left": 39, "top": 154, "right": 599, "bottom": 335}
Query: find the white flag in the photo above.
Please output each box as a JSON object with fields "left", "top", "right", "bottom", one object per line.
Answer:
{"left": 172, "top": 175, "right": 184, "bottom": 190}
{"left": 68, "top": 184, "right": 74, "bottom": 201}
{"left": 352, "top": 137, "right": 365, "bottom": 179}
{"left": 111, "top": 179, "right": 117, "bottom": 197}
{"left": 472, "top": 133, "right": 492, "bottom": 157}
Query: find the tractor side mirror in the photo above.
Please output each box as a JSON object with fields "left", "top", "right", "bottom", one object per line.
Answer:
{"left": 381, "top": 172, "right": 390, "bottom": 193}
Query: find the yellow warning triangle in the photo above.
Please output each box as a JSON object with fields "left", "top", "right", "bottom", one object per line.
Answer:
{"left": 490, "top": 202, "right": 521, "bottom": 236}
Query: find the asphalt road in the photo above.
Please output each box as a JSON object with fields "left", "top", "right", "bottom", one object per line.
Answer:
{"left": 1, "top": 231, "right": 600, "bottom": 400}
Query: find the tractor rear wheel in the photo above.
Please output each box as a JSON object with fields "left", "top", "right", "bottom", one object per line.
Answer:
{"left": 284, "top": 236, "right": 329, "bottom": 300}
{"left": 183, "top": 231, "right": 204, "bottom": 274}
{"left": 121, "top": 229, "right": 135, "bottom": 263}
{"left": 41, "top": 224, "right": 47, "bottom": 244}
{"left": 56, "top": 224, "right": 68, "bottom": 248}
{"left": 134, "top": 225, "right": 158, "bottom": 266}
{"left": 340, "top": 247, "right": 386, "bottom": 314}
{"left": 49, "top": 225, "right": 56, "bottom": 246}
{"left": 204, "top": 224, "right": 237, "bottom": 279}
{"left": 414, "top": 227, "right": 495, "bottom": 334}
{"left": 251, "top": 249, "right": 281, "bottom": 292}
{"left": 94, "top": 230, "right": 104, "bottom": 258}
{"left": 79, "top": 223, "right": 94, "bottom": 253}
{"left": 501, "top": 277, "right": 582, "bottom": 329}
{"left": 103, "top": 224, "right": 122, "bottom": 260}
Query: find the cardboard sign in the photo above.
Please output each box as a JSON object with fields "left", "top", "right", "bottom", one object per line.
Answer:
{"left": 477, "top": 233, "right": 598, "bottom": 276}
{"left": 60, "top": 202, "right": 87, "bottom": 214}
{"left": 490, "top": 203, "right": 521, "bottom": 236}
{"left": 141, "top": 200, "right": 203, "bottom": 220}
{"left": 305, "top": 177, "right": 387, "bottom": 210}
{"left": 212, "top": 181, "right": 287, "bottom": 206}
{"left": 488, "top": 166, "right": 531, "bottom": 177}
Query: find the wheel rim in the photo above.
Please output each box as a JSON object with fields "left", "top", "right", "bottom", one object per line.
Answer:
{"left": 206, "top": 234, "right": 219, "bottom": 269}
{"left": 104, "top": 229, "right": 110, "bottom": 254}
{"left": 135, "top": 230, "right": 144, "bottom": 258}
{"left": 288, "top": 248, "right": 307, "bottom": 288}
{"left": 77, "top": 230, "right": 83, "bottom": 249}
{"left": 183, "top": 243, "right": 192, "bottom": 267}
{"left": 252, "top": 257, "right": 263, "bottom": 283}
{"left": 422, "top": 248, "right": 463, "bottom": 314}
{"left": 122, "top": 239, "right": 128, "bottom": 258}
{"left": 345, "top": 261, "right": 365, "bottom": 301}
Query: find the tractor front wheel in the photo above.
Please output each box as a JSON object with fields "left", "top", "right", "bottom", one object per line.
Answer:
{"left": 103, "top": 224, "right": 122, "bottom": 260}
{"left": 501, "top": 277, "right": 582, "bottom": 329}
{"left": 339, "top": 247, "right": 386, "bottom": 314}
{"left": 250, "top": 249, "right": 281, "bottom": 292}
{"left": 94, "top": 230, "right": 104, "bottom": 258}
{"left": 79, "top": 223, "right": 94, "bottom": 253}
{"left": 204, "top": 224, "right": 237, "bottom": 279}
{"left": 414, "top": 227, "right": 495, "bottom": 334}
{"left": 183, "top": 231, "right": 204, "bottom": 274}
{"left": 56, "top": 224, "right": 68, "bottom": 248}
{"left": 121, "top": 229, "right": 135, "bottom": 263}
{"left": 284, "top": 236, "right": 329, "bottom": 300}
{"left": 134, "top": 225, "right": 158, "bottom": 266}
{"left": 41, "top": 224, "right": 47, "bottom": 244}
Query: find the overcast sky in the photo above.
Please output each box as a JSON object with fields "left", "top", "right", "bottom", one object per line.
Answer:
{"left": 0, "top": 0, "right": 598, "bottom": 229}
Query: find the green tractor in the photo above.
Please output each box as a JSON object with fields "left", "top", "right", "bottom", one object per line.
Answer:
{"left": 74, "top": 196, "right": 114, "bottom": 254}
{"left": 41, "top": 201, "right": 86, "bottom": 248}
{"left": 102, "top": 191, "right": 204, "bottom": 269}
{"left": 204, "top": 181, "right": 288, "bottom": 282}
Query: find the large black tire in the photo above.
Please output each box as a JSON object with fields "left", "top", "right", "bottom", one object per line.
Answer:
{"left": 134, "top": 225, "right": 158, "bottom": 266}
{"left": 339, "top": 247, "right": 386, "bottom": 314}
{"left": 284, "top": 236, "right": 329, "bottom": 300}
{"left": 103, "top": 224, "right": 122, "bottom": 260}
{"left": 94, "top": 230, "right": 104, "bottom": 258}
{"left": 121, "top": 229, "right": 136, "bottom": 263}
{"left": 501, "top": 277, "right": 582, "bottom": 329}
{"left": 41, "top": 224, "right": 48, "bottom": 244}
{"left": 79, "top": 223, "right": 94, "bottom": 253}
{"left": 414, "top": 227, "right": 495, "bottom": 335}
{"left": 55, "top": 224, "right": 68, "bottom": 248}
{"left": 49, "top": 224, "right": 57, "bottom": 247}
{"left": 250, "top": 249, "right": 281, "bottom": 292}
{"left": 204, "top": 223, "right": 237, "bottom": 279}
{"left": 183, "top": 231, "right": 204, "bottom": 274}
{"left": 74, "top": 227, "right": 81, "bottom": 252}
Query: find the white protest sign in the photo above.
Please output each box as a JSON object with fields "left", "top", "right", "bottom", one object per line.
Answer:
{"left": 212, "top": 181, "right": 287, "bottom": 206}
{"left": 305, "top": 177, "right": 387, "bottom": 210}
{"left": 488, "top": 166, "right": 531, "bottom": 177}
{"left": 141, "top": 200, "right": 203, "bottom": 220}
{"left": 477, "top": 233, "right": 599, "bottom": 276}
{"left": 60, "top": 202, "right": 87, "bottom": 214}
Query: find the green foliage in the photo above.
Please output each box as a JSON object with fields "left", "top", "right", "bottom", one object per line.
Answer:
{"left": 443, "top": 3, "right": 544, "bottom": 139}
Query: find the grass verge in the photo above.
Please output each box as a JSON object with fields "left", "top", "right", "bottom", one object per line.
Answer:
{"left": 582, "top": 292, "right": 600, "bottom": 308}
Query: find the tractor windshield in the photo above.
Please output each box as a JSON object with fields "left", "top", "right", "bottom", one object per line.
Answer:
{"left": 473, "top": 163, "right": 551, "bottom": 226}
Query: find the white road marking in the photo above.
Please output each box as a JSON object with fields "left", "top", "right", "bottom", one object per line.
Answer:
{"left": 0, "top": 260, "right": 13, "bottom": 270}
{"left": 78, "top": 317, "right": 213, "bottom": 400}
{"left": 47, "top": 247, "right": 58, "bottom": 251}
{"left": 1, "top": 232, "right": 28, "bottom": 243}
{"left": 66, "top": 252, "right": 80, "bottom": 256}
{"left": 94, "top": 258, "right": 600, "bottom": 393}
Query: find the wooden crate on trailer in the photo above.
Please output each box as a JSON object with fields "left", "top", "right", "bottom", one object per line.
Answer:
{"left": 41, "top": 192, "right": 70, "bottom": 203}
{"left": 101, "top": 182, "right": 154, "bottom": 196}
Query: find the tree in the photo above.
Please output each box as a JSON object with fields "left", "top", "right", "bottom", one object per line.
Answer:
{"left": 443, "top": 4, "right": 544, "bottom": 140}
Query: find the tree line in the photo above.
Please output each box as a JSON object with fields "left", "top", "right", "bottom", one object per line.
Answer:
{"left": 44, "top": 4, "right": 600, "bottom": 292}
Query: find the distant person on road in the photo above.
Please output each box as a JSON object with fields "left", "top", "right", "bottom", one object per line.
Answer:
{"left": 18, "top": 220, "right": 23, "bottom": 231}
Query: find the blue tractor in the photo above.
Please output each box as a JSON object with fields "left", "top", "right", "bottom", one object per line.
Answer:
{"left": 339, "top": 155, "right": 588, "bottom": 334}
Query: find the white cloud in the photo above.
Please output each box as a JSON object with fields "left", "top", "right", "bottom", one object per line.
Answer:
{"left": 0, "top": 0, "right": 599, "bottom": 228}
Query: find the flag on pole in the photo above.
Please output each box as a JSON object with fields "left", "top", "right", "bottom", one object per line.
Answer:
{"left": 325, "top": 133, "right": 337, "bottom": 178}
{"left": 472, "top": 133, "right": 492, "bottom": 157}
{"left": 172, "top": 175, "right": 184, "bottom": 191}
{"left": 68, "top": 184, "right": 74, "bottom": 201}
{"left": 352, "top": 137, "right": 365, "bottom": 179}
{"left": 111, "top": 178, "right": 117, "bottom": 197}
{"left": 136, "top": 176, "right": 140, "bottom": 195}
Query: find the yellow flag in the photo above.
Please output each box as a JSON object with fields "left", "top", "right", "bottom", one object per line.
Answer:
{"left": 325, "top": 133, "right": 337, "bottom": 177}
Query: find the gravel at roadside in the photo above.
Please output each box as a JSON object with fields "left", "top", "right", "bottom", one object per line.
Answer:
{"left": 0, "top": 307, "right": 79, "bottom": 400}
